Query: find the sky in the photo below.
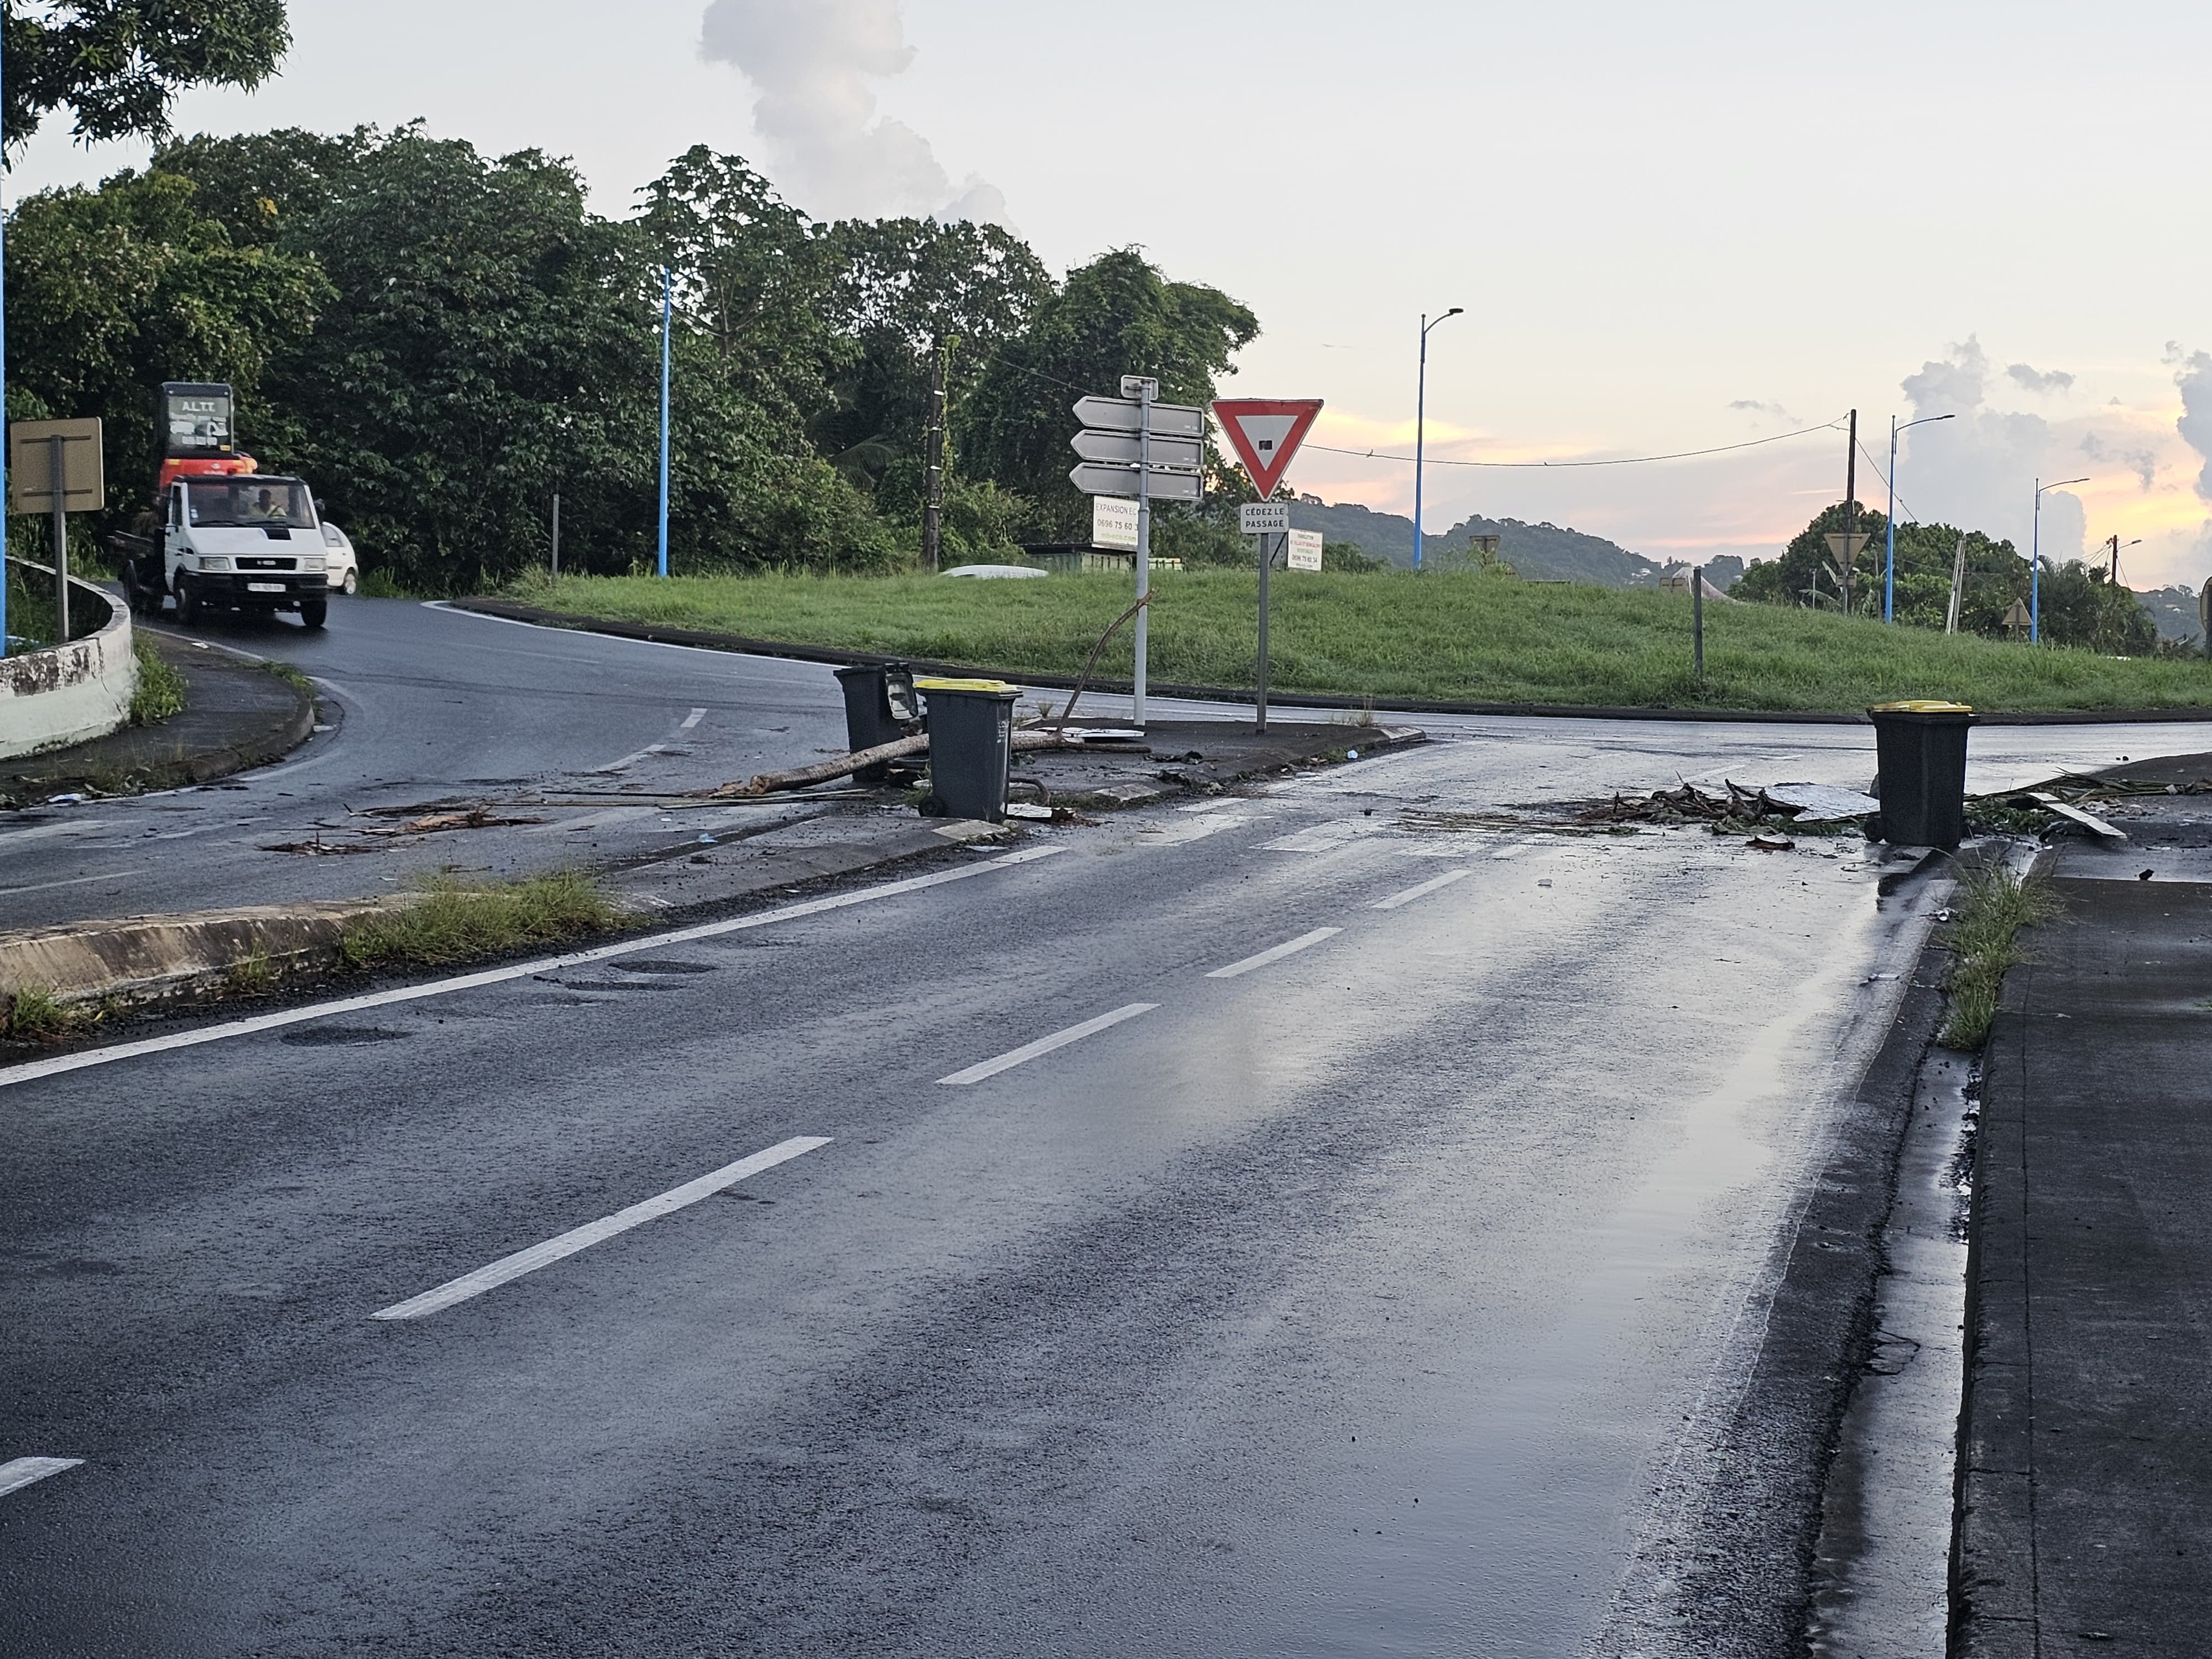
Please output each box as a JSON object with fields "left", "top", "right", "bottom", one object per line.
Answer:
{"left": 12, "top": 0, "right": 2212, "bottom": 588}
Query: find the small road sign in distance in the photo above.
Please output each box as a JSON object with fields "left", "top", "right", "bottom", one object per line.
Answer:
{"left": 1072, "top": 396, "right": 1208, "bottom": 439}
{"left": 1240, "top": 502, "right": 1291, "bottom": 534}
{"left": 1069, "top": 463, "right": 1203, "bottom": 502}
{"left": 1070, "top": 429, "right": 1206, "bottom": 470}
{"left": 1213, "top": 399, "right": 1323, "bottom": 499}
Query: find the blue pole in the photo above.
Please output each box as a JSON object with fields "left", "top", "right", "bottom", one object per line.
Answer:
{"left": 657, "top": 265, "right": 671, "bottom": 579}
{"left": 1, "top": 16, "right": 9, "bottom": 656}
{"left": 1884, "top": 418, "right": 1897, "bottom": 624}
{"left": 1412, "top": 315, "right": 1427, "bottom": 571}
{"left": 2030, "top": 482, "right": 2041, "bottom": 644}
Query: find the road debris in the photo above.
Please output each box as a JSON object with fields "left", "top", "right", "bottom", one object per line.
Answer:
{"left": 1747, "top": 834, "right": 1797, "bottom": 852}
{"left": 2027, "top": 793, "right": 2127, "bottom": 842}
{"left": 361, "top": 805, "right": 546, "bottom": 837}
{"left": 1573, "top": 781, "right": 1850, "bottom": 832}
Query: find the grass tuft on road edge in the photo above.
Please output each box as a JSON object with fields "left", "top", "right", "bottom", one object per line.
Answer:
{"left": 129, "top": 635, "right": 187, "bottom": 725}
{"left": 340, "top": 871, "right": 628, "bottom": 969}
{"left": 1938, "top": 866, "right": 2063, "bottom": 1051}
{"left": 4, "top": 985, "right": 76, "bottom": 1041}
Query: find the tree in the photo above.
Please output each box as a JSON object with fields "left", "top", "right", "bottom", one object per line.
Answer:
{"left": 2, "top": 164, "right": 329, "bottom": 528}
{"left": 3, "top": 0, "right": 289, "bottom": 154}
{"left": 962, "top": 248, "right": 1258, "bottom": 540}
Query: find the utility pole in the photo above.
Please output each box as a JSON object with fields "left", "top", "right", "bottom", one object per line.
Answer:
{"left": 921, "top": 342, "right": 946, "bottom": 572}
{"left": 2109, "top": 533, "right": 2121, "bottom": 586}
{"left": 1840, "top": 409, "right": 1858, "bottom": 614}
{"left": 1945, "top": 534, "right": 1966, "bottom": 634}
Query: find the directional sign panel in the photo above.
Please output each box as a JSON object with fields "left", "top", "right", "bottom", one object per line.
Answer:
{"left": 1213, "top": 399, "right": 1323, "bottom": 499}
{"left": 1069, "top": 462, "right": 1203, "bottom": 502}
{"left": 1071, "top": 429, "right": 1205, "bottom": 469}
{"left": 1072, "top": 395, "right": 1208, "bottom": 439}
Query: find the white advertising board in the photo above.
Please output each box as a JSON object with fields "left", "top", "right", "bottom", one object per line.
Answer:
{"left": 1286, "top": 529, "right": 1323, "bottom": 571}
{"left": 1092, "top": 495, "right": 1140, "bottom": 551}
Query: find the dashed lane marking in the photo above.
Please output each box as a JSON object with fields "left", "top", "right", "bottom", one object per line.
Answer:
{"left": 0, "top": 1458, "right": 83, "bottom": 1499}
{"left": 370, "top": 1137, "right": 831, "bottom": 1320}
{"left": 938, "top": 1003, "right": 1158, "bottom": 1086}
{"left": 0, "top": 847, "right": 1065, "bottom": 1092}
{"left": 680, "top": 707, "right": 707, "bottom": 730}
{"left": 1371, "top": 869, "right": 1471, "bottom": 910}
{"left": 1206, "top": 927, "right": 1342, "bottom": 979}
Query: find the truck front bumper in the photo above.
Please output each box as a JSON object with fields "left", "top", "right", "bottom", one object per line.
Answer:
{"left": 185, "top": 572, "right": 322, "bottom": 606}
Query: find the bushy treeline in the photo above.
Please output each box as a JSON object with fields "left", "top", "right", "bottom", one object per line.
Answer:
{"left": 1738, "top": 502, "right": 2159, "bottom": 655}
{"left": 3, "top": 124, "right": 1265, "bottom": 591}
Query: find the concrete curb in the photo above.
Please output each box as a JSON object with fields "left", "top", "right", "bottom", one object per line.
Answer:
{"left": 450, "top": 596, "right": 2212, "bottom": 727}
{"left": 0, "top": 900, "right": 375, "bottom": 1008}
{"left": 1, "top": 561, "right": 137, "bottom": 759}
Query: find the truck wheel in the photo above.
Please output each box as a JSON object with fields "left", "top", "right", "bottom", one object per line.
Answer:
{"left": 341, "top": 568, "right": 358, "bottom": 596}
{"left": 172, "top": 577, "right": 198, "bottom": 625}
{"left": 299, "top": 600, "right": 328, "bottom": 630}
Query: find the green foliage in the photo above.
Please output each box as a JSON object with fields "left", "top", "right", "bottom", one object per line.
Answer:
{"left": 526, "top": 568, "right": 2212, "bottom": 712}
{"left": 2, "top": 984, "right": 74, "bottom": 1041}
{"left": 340, "top": 870, "right": 626, "bottom": 969}
{"left": 2, "top": 0, "right": 288, "bottom": 149}
{"left": 2, "top": 165, "right": 330, "bottom": 535}
{"left": 128, "top": 633, "right": 185, "bottom": 723}
{"left": 1938, "top": 867, "right": 2063, "bottom": 1050}
{"left": 962, "top": 248, "right": 1258, "bottom": 539}
{"left": 1738, "top": 502, "right": 2160, "bottom": 654}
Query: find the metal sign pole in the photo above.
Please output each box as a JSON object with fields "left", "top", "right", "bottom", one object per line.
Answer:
{"left": 1134, "top": 380, "right": 1152, "bottom": 727}
{"left": 48, "top": 434, "right": 70, "bottom": 641}
{"left": 551, "top": 492, "right": 561, "bottom": 576}
{"left": 1256, "top": 529, "right": 1274, "bottom": 733}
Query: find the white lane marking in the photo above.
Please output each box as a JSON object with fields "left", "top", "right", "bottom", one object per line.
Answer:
{"left": 371, "top": 1136, "right": 830, "bottom": 1320}
{"left": 938, "top": 1003, "right": 1157, "bottom": 1086}
{"left": 0, "top": 867, "right": 149, "bottom": 897}
{"left": 1372, "top": 869, "right": 1470, "bottom": 910}
{"left": 0, "top": 820, "right": 111, "bottom": 847}
{"left": 0, "top": 847, "right": 1065, "bottom": 1092}
{"left": 1206, "top": 926, "right": 1342, "bottom": 979}
{"left": 680, "top": 707, "right": 707, "bottom": 730}
{"left": 592, "top": 746, "right": 661, "bottom": 774}
{"left": 1135, "top": 813, "right": 1250, "bottom": 847}
{"left": 0, "top": 1457, "right": 83, "bottom": 1498}
{"left": 1260, "top": 817, "right": 1383, "bottom": 853}
{"left": 1493, "top": 842, "right": 1530, "bottom": 859}
{"left": 1177, "top": 799, "right": 1235, "bottom": 813}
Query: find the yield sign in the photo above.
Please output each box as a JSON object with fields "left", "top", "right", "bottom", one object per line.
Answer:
{"left": 1212, "top": 399, "right": 1323, "bottom": 499}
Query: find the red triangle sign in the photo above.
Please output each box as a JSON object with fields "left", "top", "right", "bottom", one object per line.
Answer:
{"left": 1212, "top": 399, "right": 1323, "bottom": 499}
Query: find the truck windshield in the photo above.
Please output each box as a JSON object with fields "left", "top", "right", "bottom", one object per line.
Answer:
{"left": 184, "top": 478, "right": 314, "bottom": 529}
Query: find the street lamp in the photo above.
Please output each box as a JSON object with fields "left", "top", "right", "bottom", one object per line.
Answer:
{"left": 2031, "top": 476, "right": 2089, "bottom": 644}
{"left": 657, "top": 266, "right": 672, "bottom": 579}
{"left": 1413, "top": 307, "right": 1463, "bottom": 571}
{"left": 1884, "top": 413, "right": 1954, "bottom": 622}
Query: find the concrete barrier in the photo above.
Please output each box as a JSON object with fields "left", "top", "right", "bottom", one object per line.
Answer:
{"left": 0, "top": 559, "right": 139, "bottom": 760}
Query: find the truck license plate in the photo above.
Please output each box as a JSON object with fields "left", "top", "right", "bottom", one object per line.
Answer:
{"left": 247, "top": 581, "right": 285, "bottom": 593}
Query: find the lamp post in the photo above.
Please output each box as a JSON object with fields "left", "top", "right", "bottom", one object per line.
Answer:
{"left": 1412, "top": 306, "right": 1463, "bottom": 571}
{"left": 1884, "top": 412, "right": 1954, "bottom": 622}
{"left": 2031, "top": 476, "right": 2089, "bottom": 644}
{"left": 657, "top": 266, "right": 672, "bottom": 579}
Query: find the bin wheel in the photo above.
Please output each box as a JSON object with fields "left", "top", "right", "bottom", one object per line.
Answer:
{"left": 918, "top": 795, "right": 948, "bottom": 817}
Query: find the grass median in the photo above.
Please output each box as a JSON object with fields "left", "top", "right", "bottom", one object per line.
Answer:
{"left": 341, "top": 871, "right": 628, "bottom": 969}
{"left": 512, "top": 569, "right": 2212, "bottom": 713}
{"left": 1939, "top": 866, "right": 2063, "bottom": 1050}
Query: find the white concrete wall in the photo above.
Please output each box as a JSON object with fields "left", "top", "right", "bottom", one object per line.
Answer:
{"left": 0, "top": 562, "right": 139, "bottom": 760}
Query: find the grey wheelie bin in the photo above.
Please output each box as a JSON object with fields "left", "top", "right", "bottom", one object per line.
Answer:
{"left": 916, "top": 677, "right": 1018, "bottom": 822}
{"left": 833, "top": 662, "right": 920, "bottom": 781}
{"left": 1868, "top": 700, "right": 1974, "bottom": 848}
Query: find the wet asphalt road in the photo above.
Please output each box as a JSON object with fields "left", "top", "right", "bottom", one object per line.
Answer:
{"left": 9, "top": 603, "right": 2212, "bottom": 1653}
{"left": 10, "top": 734, "right": 1922, "bottom": 1656}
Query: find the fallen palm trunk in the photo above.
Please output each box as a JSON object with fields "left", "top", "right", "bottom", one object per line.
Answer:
{"left": 712, "top": 729, "right": 1083, "bottom": 799}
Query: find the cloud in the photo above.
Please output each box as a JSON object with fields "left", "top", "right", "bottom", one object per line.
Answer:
{"left": 1897, "top": 335, "right": 2082, "bottom": 561}
{"left": 2079, "top": 431, "right": 2158, "bottom": 492}
{"left": 700, "top": 0, "right": 1004, "bottom": 223}
{"left": 1728, "top": 398, "right": 1798, "bottom": 424}
{"left": 2166, "top": 341, "right": 2212, "bottom": 503}
{"left": 2006, "top": 362, "right": 2075, "bottom": 395}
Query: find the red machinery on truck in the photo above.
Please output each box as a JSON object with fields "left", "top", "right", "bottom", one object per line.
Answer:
{"left": 115, "top": 383, "right": 332, "bottom": 629}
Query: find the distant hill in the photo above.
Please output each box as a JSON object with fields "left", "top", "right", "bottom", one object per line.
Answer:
{"left": 2137, "top": 585, "right": 2204, "bottom": 647}
{"left": 1286, "top": 497, "right": 1665, "bottom": 587}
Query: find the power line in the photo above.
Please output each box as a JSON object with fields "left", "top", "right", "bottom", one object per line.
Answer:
{"left": 1306, "top": 416, "right": 1847, "bottom": 470}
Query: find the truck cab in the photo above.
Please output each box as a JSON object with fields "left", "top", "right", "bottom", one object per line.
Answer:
{"left": 164, "top": 473, "right": 330, "bottom": 629}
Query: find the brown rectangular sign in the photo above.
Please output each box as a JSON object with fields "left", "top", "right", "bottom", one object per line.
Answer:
{"left": 9, "top": 419, "right": 106, "bottom": 514}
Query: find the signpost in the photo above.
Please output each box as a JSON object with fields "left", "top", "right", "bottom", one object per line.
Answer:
{"left": 1824, "top": 531, "right": 1870, "bottom": 613}
{"left": 1217, "top": 401, "right": 1323, "bottom": 732}
{"left": 9, "top": 418, "right": 105, "bottom": 644}
{"left": 1067, "top": 378, "right": 1208, "bottom": 724}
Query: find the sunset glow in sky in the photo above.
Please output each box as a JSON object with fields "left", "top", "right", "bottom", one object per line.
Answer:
{"left": 13, "top": 1, "right": 2211, "bottom": 585}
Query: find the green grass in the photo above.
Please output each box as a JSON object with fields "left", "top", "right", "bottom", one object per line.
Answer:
{"left": 514, "top": 570, "right": 2212, "bottom": 712}
{"left": 129, "top": 635, "right": 187, "bottom": 724}
{"left": 1938, "top": 867, "right": 2064, "bottom": 1050}
{"left": 3, "top": 985, "right": 75, "bottom": 1041}
{"left": 340, "top": 871, "right": 628, "bottom": 969}
{"left": 263, "top": 659, "right": 315, "bottom": 695}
